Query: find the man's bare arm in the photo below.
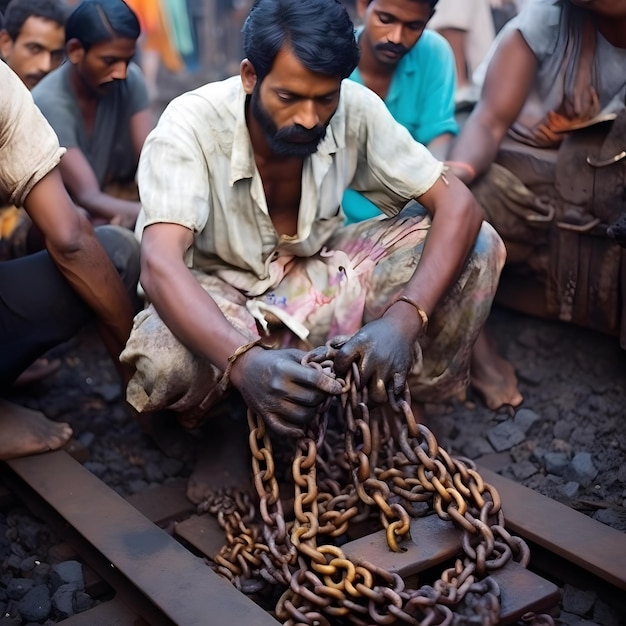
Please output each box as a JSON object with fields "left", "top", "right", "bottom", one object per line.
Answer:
{"left": 59, "top": 147, "right": 141, "bottom": 226}
{"left": 447, "top": 29, "right": 538, "bottom": 184}
{"left": 23, "top": 168, "right": 136, "bottom": 374}
{"left": 140, "top": 221, "right": 342, "bottom": 432}
{"left": 140, "top": 222, "right": 251, "bottom": 372}
{"left": 393, "top": 173, "right": 484, "bottom": 327}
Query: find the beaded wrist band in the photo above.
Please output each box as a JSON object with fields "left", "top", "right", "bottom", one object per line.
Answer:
{"left": 386, "top": 295, "right": 429, "bottom": 336}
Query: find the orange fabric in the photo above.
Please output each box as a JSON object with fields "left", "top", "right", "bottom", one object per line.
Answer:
{"left": 125, "top": 0, "right": 184, "bottom": 73}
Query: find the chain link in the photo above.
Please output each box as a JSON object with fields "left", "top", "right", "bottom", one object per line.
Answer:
{"left": 198, "top": 337, "right": 552, "bottom": 625}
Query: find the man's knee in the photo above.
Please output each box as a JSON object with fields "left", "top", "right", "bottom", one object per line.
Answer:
{"left": 474, "top": 221, "right": 506, "bottom": 274}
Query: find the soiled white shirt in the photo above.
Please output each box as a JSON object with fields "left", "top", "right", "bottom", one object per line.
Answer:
{"left": 136, "top": 76, "right": 443, "bottom": 296}
{"left": 0, "top": 62, "right": 64, "bottom": 207}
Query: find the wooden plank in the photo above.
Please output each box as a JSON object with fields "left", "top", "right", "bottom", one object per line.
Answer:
{"left": 6, "top": 451, "right": 279, "bottom": 626}
{"left": 125, "top": 479, "right": 195, "bottom": 526}
{"left": 174, "top": 514, "right": 226, "bottom": 559}
{"left": 343, "top": 514, "right": 559, "bottom": 624}
{"left": 58, "top": 596, "right": 143, "bottom": 625}
{"left": 343, "top": 514, "right": 460, "bottom": 578}
{"left": 496, "top": 561, "right": 559, "bottom": 625}
{"left": 479, "top": 467, "right": 626, "bottom": 590}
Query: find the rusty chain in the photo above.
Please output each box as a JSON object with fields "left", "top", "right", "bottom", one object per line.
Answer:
{"left": 198, "top": 336, "right": 549, "bottom": 625}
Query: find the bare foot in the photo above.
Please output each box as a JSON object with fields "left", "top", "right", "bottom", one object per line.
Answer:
{"left": 0, "top": 400, "right": 73, "bottom": 460}
{"left": 470, "top": 330, "right": 524, "bottom": 411}
{"left": 186, "top": 413, "right": 252, "bottom": 505}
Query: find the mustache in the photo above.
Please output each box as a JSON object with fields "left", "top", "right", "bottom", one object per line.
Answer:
{"left": 375, "top": 42, "right": 409, "bottom": 56}
{"left": 274, "top": 124, "right": 327, "bottom": 144}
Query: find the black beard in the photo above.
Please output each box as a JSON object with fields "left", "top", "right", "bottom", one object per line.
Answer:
{"left": 250, "top": 87, "right": 328, "bottom": 157}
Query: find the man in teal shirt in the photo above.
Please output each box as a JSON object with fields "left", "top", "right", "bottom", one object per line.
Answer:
{"left": 343, "top": 0, "right": 457, "bottom": 224}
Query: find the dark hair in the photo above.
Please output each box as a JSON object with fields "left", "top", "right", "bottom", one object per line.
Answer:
{"left": 3, "top": 0, "right": 67, "bottom": 40}
{"left": 242, "top": 0, "right": 360, "bottom": 82}
{"left": 65, "top": 0, "right": 139, "bottom": 50}
{"left": 367, "top": 0, "right": 438, "bottom": 8}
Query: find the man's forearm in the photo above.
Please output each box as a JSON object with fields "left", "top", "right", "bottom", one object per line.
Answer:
{"left": 401, "top": 176, "right": 484, "bottom": 316}
{"left": 141, "top": 259, "right": 252, "bottom": 373}
{"left": 48, "top": 233, "right": 135, "bottom": 354}
{"left": 447, "top": 109, "right": 507, "bottom": 184}
{"left": 76, "top": 190, "right": 141, "bottom": 223}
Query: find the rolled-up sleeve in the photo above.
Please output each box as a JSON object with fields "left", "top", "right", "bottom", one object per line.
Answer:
{"left": 0, "top": 64, "right": 64, "bottom": 207}
{"left": 136, "top": 93, "right": 212, "bottom": 236}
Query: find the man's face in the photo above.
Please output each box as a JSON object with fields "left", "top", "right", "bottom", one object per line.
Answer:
{"left": 248, "top": 47, "right": 341, "bottom": 157}
{"left": 358, "top": 0, "right": 434, "bottom": 67}
{"left": 0, "top": 16, "right": 65, "bottom": 89}
{"left": 73, "top": 37, "right": 136, "bottom": 96}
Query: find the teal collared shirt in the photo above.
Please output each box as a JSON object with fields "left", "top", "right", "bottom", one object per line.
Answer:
{"left": 343, "top": 28, "right": 458, "bottom": 224}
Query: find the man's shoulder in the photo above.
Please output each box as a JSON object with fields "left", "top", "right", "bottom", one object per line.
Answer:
{"left": 168, "top": 75, "right": 243, "bottom": 115}
{"left": 340, "top": 78, "right": 381, "bottom": 104}
{"left": 31, "top": 64, "right": 72, "bottom": 108}
{"left": 0, "top": 62, "right": 30, "bottom": 127}
{"left": 125, "top": 62, "right": 149, "bottom": 92}
{"left": 191, "top": 75, "right": 243, "bottom": 102}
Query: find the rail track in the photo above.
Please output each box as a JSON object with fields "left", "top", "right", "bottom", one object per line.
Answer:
{"left": 1, "top": 446, "right": 624, "bottom": 626}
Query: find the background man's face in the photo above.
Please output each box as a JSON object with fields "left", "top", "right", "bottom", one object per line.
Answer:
{"left": 359, "top": 0, "right": 434, "bottom": 67}
{"left": 0, "top": 16, "right": 65, "bottom": 89}
{"left": 75, "top": 37, "right": 136, "bottom": 96}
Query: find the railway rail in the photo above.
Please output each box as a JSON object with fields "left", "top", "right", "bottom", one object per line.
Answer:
{"left": 1, "top": 446, "right": 624, "bottom": 626}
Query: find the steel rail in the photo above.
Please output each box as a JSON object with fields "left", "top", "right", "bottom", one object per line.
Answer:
{"left": 477, "top": 467, "right": 626, "bottom": 591}
{"left": 1, "top": 449, "right": 624, "bottom": 625}
{"left": 1, "top": 450, "right": 279, "bottom": 626}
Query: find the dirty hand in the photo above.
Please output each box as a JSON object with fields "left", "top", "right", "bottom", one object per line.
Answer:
{"left": 230, "top": 347, "right": 343, "bottom": 437}
{"left": 333, "top": 314, "right": 418, "bottom": 405}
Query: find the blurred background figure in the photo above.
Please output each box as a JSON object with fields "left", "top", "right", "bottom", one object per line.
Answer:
{"left": 0, "top": 0, "right": 67, "bottom": 89}
{"left": 427, "top": 0, "right": 496, "bottom": 108}
{"left": 32, "top": 0, "right": 152, "bottom": 229}
{"left": 428, "top": 0, "right": 520, "bottom": 110}
{"left": 213, "top": 0, "right": 250, "bottom": 76}
{"left": 124, "top": 0, "right": 197, "bottom": 102}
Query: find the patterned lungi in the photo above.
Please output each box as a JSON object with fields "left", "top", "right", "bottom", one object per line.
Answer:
{"left": 121, "top": 209, "right": 506, "bottom": 428}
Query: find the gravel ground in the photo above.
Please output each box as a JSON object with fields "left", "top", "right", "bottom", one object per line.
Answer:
{"left": 434, "top": 307, "right": 626, "bottom": 534}
{"left": 1, "top": 305, "right": 624, "bottom": 624}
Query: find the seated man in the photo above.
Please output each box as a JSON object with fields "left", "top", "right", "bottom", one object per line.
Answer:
{"left": 0, "top": 61, "right": 140, "bottom": 459}
{"left": 0, "top": 0, "right": 66, "bottom": 89}
{"left": 0, "top": 0, "right": 67, "bottom": 383}
{"left": 1, "top": 0, "right": 67, "bottom": 262}
{"left": 32, "top": 0, "right": 153, "bottom": 230}
{"left": 120, "top": 0, "right": 506, "bottom": 504}
{"left": 343, "top": 0, "right": 459, "bottom": 224}
{"left": 427, "top": 0, "right": 496, "bottom": 107}
{"left": 446, "top": 0, "right": 626, "bottom": 407}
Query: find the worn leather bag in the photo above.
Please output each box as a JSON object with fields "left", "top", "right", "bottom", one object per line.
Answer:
{"left": 552, "top": 110, "right": 626, "bottom": 346}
